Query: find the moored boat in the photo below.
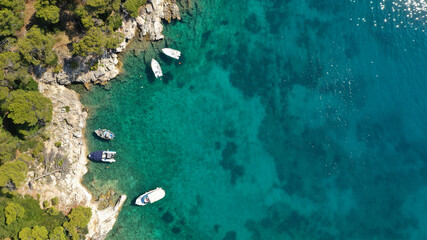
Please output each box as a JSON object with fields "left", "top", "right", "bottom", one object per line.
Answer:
{"left": 95, "top": 129, "right": 115, "bottom": 140}
{"left": 161, "top": 48, "right": 181, "bottom": 60}
{"left": 88, "top": 151, "right": 116, "bottom": 163}
{"left": 135, "top": 187, "right": 165, "bottom": 206}
{"left": 151, "top": 59, "right": 163, "bottom": 78}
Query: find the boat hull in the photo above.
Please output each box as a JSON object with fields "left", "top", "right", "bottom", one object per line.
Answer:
{"left": 88, "top": 151, "right": 116, "bottom": 163}
{"left": 95, "top": 129, "right": 115, "bottom": 140}
{"left": 151, "top": 59, "right": 163, "bottom": 78}
{"left": 135, "top": 188, "right": 165, "bottom": 206}
{"left": 162, "top": 48, "right": 181, "bottom": 60}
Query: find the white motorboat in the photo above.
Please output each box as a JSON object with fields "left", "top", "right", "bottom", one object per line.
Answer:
{"left": 88, "top": 150, "right": 116, "bottom": 163}
{"left": 161, "top": 48, "right": 181, "bottom": 60}
{"left": 151, "top": 59, "right": 163, "bottom": 78}
{"left": 135, "top": 187, "right": 165, "bottom": 206}
{"left": 94, "top": 129, "right": 115, "bottom": 140}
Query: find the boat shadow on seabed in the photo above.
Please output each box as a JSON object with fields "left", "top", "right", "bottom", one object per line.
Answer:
{"left": 144, "top": 65, "right": 175, "bottom": 84}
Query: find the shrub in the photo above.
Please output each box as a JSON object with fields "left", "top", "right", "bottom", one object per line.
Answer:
{"left": 51, "top": 197, "right": 58, "bottom": 206}
{"left": 54, "top": 141, "right": 62, "bottom": 148}
{"left": 123, "top": 0, "right": 146, "bottom": 18}
{"left": 47, "top": 206, "right": 59, "bottom": 216}
{"left": 43, "top": 200, "right": 50, "bottom": 208}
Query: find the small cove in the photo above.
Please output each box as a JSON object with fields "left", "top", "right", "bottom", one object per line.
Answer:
{"left": 78, "top": 0, "right": 427, "bottom": 239}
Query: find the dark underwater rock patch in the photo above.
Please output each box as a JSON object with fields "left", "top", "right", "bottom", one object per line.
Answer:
{"left": 161, "top": 211, "right": 174, "bottom": 223}
{"left": 222, "top": 231, "right": 237, "bottom": 240}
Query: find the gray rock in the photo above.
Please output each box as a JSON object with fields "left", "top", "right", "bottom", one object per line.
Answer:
{"left": 137, "top": 0, "right": 180, "bottom": 41}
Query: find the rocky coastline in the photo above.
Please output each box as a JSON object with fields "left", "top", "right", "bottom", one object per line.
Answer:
{"left": 18, "top": 0, "right": 189, "bottom": 239}
{"left": 39, "top": 0, "right": 183, "bottom": 87}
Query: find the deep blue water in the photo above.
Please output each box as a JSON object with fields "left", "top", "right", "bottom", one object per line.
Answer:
{"left": 80, "top": 0, "right": 427, "bottom": 239}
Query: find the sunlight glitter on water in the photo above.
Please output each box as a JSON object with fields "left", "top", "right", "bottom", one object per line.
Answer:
{"left": 379, "top": 0, "right": 426, "bottom": 30}
{"left": 350, "top": 0, "right": 426, "bottom": 31}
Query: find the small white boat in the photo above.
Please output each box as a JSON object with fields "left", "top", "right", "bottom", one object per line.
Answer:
{"left": 161, "top": 48, "right": 181, "bottom": 60}
{"left": 135, "top": 187, "right": 165, "bottom": 206}
{"left": 95, "top": 129, "right": 115, "bottom": 140}
{"left": 151, "top": 59, "right": 163, "bottom": 78}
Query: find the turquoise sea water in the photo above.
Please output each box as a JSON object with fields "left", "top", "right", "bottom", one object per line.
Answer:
{"left": 79, "top": 0, "right": 427, "bottom": 239}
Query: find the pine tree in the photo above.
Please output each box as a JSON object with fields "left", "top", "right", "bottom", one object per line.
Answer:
{"left": 4, "top": 202, "right": 25, "bottom": 225}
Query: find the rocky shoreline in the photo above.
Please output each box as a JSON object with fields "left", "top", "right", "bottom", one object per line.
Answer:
{"left": 39, "top": 0, "right": 183, "bottom": 87}
{"left": 18, "top": 0, "right": 189, "bottom": 239}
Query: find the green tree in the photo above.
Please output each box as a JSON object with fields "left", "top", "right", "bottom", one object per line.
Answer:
{"left": 46, "top": 206, "right": 59, "bottom": 216}
{"left": 18, "top": 226, "right": 48, "bottom": 240}
{"left": 48, "top": 226, "right": 66, "bottom": 240}
{"left": 0, "top": 86, "right": 8, "bottom": 100}
{"left": 63, "top": 206, "right": 92, "bottom": 238}
{"left": 124, "top": 0, "right": 146, "bottom": 18}
{"left": 35, "top": 0, "right": 60, "bottom": 24}
{"left": 19, "top": 227, "right": 32, "bottom": 240}
{"left": 105, "top": 29, "right": 121, "bottom": 49}
{"left": 107, "top": 12, "right": 122, "bottom": 31}
{"left": 75, "top": 5, "right": 94, "bottom": 29}
{"left": 73, "top": 26, "right": 122, "bottom": 56}
{"left": 0, "top": 128, "right": 20, "bottom": 163}
{"left": 0, "top": 51, "right": 32, "bottom": 88}
{"left": 0, "top": 160, "right": 27, "bottom": 187}
{"left": 18, "top": 27, "right": 58, "bottom": 67}
{"left": 4, "top": 202, "right": 25, "bottom": 224}
{"left": 20, "top": 78, "right": 39, "bottom": 91}
{"left": 72, "top": 27, "right": 104, "bottom": 56}
{"left": 2, "top": 90, "right": 52, "bottom": 130}
{"left": 31, "top": 226, "right": 48, "bottom": 240}
{"left": 0, "top": 0, "right": 25, "bottom": 12}
{"left": 0, "top": 9, "right": 24, "bottom": 37}
{"left": 85, "top": 0, "right": 120, "bottom": 15}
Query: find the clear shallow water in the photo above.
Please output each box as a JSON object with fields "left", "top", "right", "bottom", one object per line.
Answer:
{"left": 79, "top": 0, "right": 427, "bottom": 239}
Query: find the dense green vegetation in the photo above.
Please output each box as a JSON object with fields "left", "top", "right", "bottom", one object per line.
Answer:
{"left": 0, "top": 193, "right": 91, "bottom": 239}
{"left": 18, "top": 27, "right": 58, "bottom": 67}
{"left": 0, "top": 0, "right": 25, "bottom": 37}
{"left": 35, "top": 0, "right": 60, "bottom": 24}
{"left": 124, "top": 0, "right": 146, "bottom": 17}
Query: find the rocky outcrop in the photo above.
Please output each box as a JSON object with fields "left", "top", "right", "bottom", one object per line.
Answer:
{"left": 116, "top": 17, "right": 137, "bottom": 53}
{"left": 137, "top": 0, "right": 181, "bottom": 41}
{"left": 87, "top": 195, "right": 127, "bottom": 239}
{"left": 39, "top": 0, "right": 181, "bottom": 86}
{"left": 40, "top": 53, "right": 120, "bottom": 86}
{"left": 19, "top": 83, "right": 91, "bottom": 211}
{"left": 18, "top": 83, "right": 127, "bottom": 239}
